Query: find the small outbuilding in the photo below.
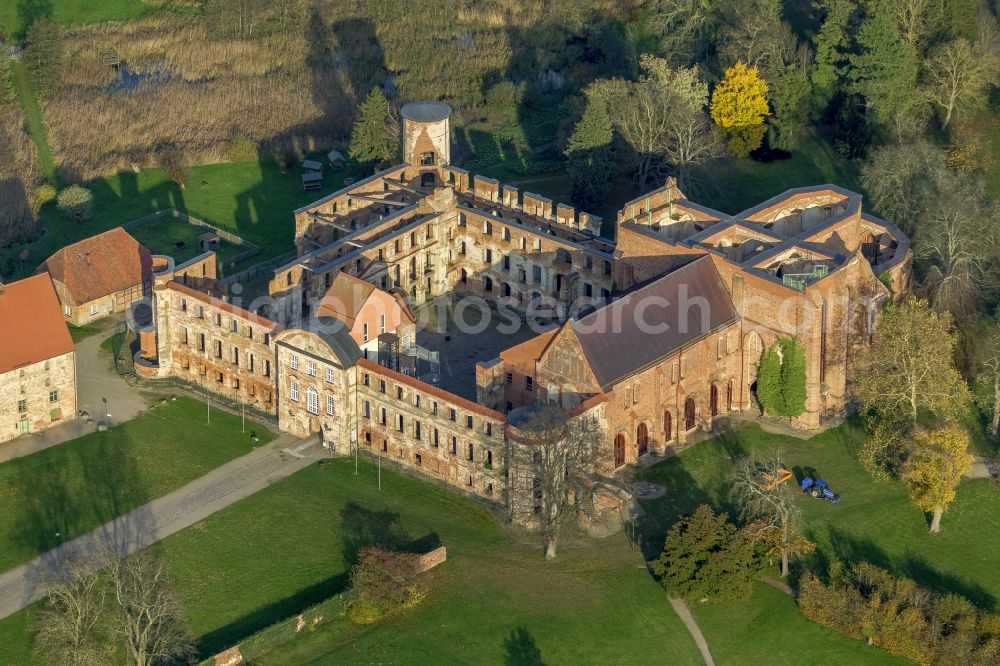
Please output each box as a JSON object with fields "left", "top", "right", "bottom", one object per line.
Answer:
{"left": 199, "top": 231, "right": 220, "bottom": 252}
{"left": 303, "top": 159, "right": 323, "bottom": 172}
{"left": 302, "top": 171, "right": 323, "bottom": 191}
{"left": 327, "top": 149, "right": 345, "bottom": 168}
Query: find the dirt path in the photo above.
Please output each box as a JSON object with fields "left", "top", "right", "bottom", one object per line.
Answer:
{"left": 668, "top": 596, "right": 716, "bottom": 666}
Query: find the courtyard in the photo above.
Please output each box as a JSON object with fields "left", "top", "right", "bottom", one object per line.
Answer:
{"left": 412, "top": 296, "right": 546, "bottom": 401}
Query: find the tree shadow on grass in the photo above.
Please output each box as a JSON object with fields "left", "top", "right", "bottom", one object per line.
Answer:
{"left": 503, "top": 626, "right": 545, "bottom": 666}
{"left": 195, "top": 502, "right": 440, "bottom": 657}
{"left": 801, "top": 525, "right": 997, "bottom": 612}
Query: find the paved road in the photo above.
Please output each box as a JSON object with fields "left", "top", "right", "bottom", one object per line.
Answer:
{"left": 0, "top": 323, "right": 151, "bottom": 463}
{"left": 0, "top": 434, "right": 321, "bottom": 619}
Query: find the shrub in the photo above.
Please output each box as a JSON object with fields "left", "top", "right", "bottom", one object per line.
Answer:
{"left": 158, "top": 147, "right": 189, "bottom": 189}
{"left": 35, "top": 184, "right": 57, "bottom": 207}
{"left": 347, "top": 547, "right": 428, "bottom": 624}
{"left": 227, "top": 132, "right": 259, "bottom": 162}
{"left": 57, "top": 185, "right": 94, "bottom": 222}
{"left": 798, "top": 561, "right": 1000, "bottom": 664}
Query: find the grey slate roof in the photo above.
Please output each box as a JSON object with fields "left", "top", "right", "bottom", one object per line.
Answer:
{"left": 303, "top": 316, "right": 363, "bottom": 368}
{"left": 570, "top": 256, "right": 738, "bottom": 390}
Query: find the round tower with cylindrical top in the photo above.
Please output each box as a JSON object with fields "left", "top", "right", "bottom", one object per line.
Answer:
{"left": 401, "top": 100, "right": 452, "bottom": 168}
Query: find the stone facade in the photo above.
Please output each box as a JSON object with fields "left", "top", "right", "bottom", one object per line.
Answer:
{"left": 134, "top": 100, "right": 913, "bottom": 524}
{"left": 0, "top": 353, "right": 77, "bottom": 443}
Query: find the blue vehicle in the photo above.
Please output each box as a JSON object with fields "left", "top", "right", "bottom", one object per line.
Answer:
{"left": 801, "top": 477, "right": 841, "bottom": 504}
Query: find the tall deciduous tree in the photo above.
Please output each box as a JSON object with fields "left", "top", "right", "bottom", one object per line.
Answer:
{"left": 923, "top": 38, "right": 995, "bottom": 130}
{"left": 565, "top": 95, "right": 614, "bottom": 209}
{"left": 105, "top": 550, "right": 195, "bottom": 666}
{"left": 975, "top": 323, "right": 1000, "bottom": 439}
{"left": 854, "top": 299, "right": 971, "bottom": 426}
{"left": 730, "top": 452, "right": 815, "bottom": 577}
{"left": 597, "top": 56, "right": 718, "bottom": 190}
{"left": 710, "top": 61, "right": 769, "bottom": 157}
{"left": 35, "top": 557, "right": 110, "bottom": 666}
{"left": 349, "top": 87, "right": 396, "bottom": 168}
{"left": 900, "top": 424, "right": 973, "bottom": 533}
{"left": 848, "top": 6, "right": 921, "bottom": 126}
{"left": 508, "top": 406, "right": 602, "bottom": 560}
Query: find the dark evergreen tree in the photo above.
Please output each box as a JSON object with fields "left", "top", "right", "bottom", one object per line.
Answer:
{"left": 810, "top": 0, "right": 854, "bottom": 120}
{"left": 848, "top": 5, "right": 919, "bottom": 125}
{"left": 349, "top": 87, "right": 396, "bottom": 168}
{"left": 769, "top": 64, "right": 812, "bottom": 150}
{"left": 565, "top": 97, "right": 614, "bottom": 209}
{"left": 23, "top": 18, "right": 65, "bottom": 99}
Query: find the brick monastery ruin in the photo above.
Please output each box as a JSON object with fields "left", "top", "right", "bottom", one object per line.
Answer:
{"left": 130, "top": 101, "right": 911, "bottom": 520}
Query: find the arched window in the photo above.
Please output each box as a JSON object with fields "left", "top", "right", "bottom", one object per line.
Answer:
{"left": 306, "top": 387, "right": 319, "bottom": 415}
{"left": 484, "top": 276, "right": 493, "bottom": 292}
{"left": 637, "top": 422, "right": 649, "bottom": 456}
{"left": 460, "top": 268, "right": 468, "bottom": 284}
{"left": 710, "top": 384, "right": 719, "bottom": 417}
{"left": 664, "top": 411, "right": 672, "bottom": 442}
{"left": 503, "top": 283, "right": 512, "bottom": 297}
{"left": 614, "top": 434, "right": 626, "bottom": 467}
{"left": 684, "top": 398, "right": 696, "bottom": 430}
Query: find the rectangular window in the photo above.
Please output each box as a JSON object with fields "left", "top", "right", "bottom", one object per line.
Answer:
{"left": 526, "top": 376, "right": 533, "bottom": 392}
{"left": 468, "top": 443, "right": 474, "bottom": 461}
{"left": 506, "top": 372, "right": 513, "bottom": 384}
{"left": 380, "top": 407, "right": 387, "bottom": 425}
{"left": 264, "top": 359, "right": 271, "bottom": 377}
{"left": 325, "top": 368, "right": 334, "bottom": 383}
{"left": 449, "top": 408, "right": 456, "bottom": 422}
{"left": 327, "top": 395, "right": 335, "bottom": 416}
{"left": 307, "top": 389, "right": 319, "bottom": 414}
{"left": 233, "top": 347, "right": 240, "bottom": 365}
{"left": 379, "top": 380, "right": 386, "bottom": 394}
{"left": 396, "top": 414, "right": 404, "bottom": 433}
{"left": 215, "top": 313, "right": 222, "bottom": 326}
{"left": 432, "top": 401, "right": 438, "bottom": 415}
{"left": 231, "top": 320, "right": 238, "bottom": 333}
{"left": 486, "top": 423, "right": 493, "bottom": 437}
{"left": 379, "top": 314, "right": 386, "bottom": 334}
{"left": 363, "top": 323, "right": 369, "bottom": 342}
{"left": 363, "top": 400, "right": 371, "bottom": 419}
{"left": 249, "top": 354, "right": 255, "bottom": 372}
{"left": 17, "top": 399, "right": 27, "bottom": 413}
{"left": 466, "top": 415, "right": 473, "bottom": 429}
{"left": 215, "top": 341, "right": 223, "bottom": 358}
{"left": 290, "top": 381, "right": 299, "bottom": 402}
{"left": 307, "top": 361, "right": 317, "bottom": 377}
{"left": 433, "top": 428, "right": 439, "bottom": 447}
{"left": 89, "top": 304, "right": 98, "bottom": 316}
{"left": 396, "top": 386, "right": 403, "bottom": 400}
{"left": 363, "top": 373, "right": 370, "bottom": 386}
{"left": 290, "top": 355, "right": 299, "bottom": 371}
{"left": 450, "top": 436, "right": 457, "bottom": 454}
{"left": 415, "top": 394, "right": 421, "bottom": 408}
{"left": 415, "top": 421, "right": 422, "bottom": 439}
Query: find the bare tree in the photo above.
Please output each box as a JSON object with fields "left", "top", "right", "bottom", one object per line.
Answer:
{"left": 923, "top": 38, "right": 995, "bottom": 130}
{"left": 891, "top": 0, "right": 930, "bottom": 47}
{"left": 105, "top": 550, "right": 195, "bottom": 666}
{"left": 730, "top": 452, "right": 814, "bottom": 577}
{"left": 508, "top": 405, "right": 603, "bottom": 560}
{"left": 599, "top": 56, "right": 719, "bottom": 190}
{"left": 976, "top": 323, "right": 1000, "bottom": 439}
{"left": 35, "top": 557, "right": 110, "bottom": 666}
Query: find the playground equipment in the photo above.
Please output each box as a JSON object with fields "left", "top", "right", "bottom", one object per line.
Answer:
{"left": 801, "top": 477, "right": 841, "bottom": 504}
{"left": 761, "top": 467, "right": 793, "bottom": 491}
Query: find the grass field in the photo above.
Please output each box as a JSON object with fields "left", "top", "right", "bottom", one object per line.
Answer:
{"left": 0, "top": 396, "right": 273, "bottom": 572}
{"left": 10, "top": 62, "right": 57, "bottom": 183}
{"left": 0, "top": 0, "right": 154, "bottom": 39}
{"left": 636, "top": 419, "right": 1000, "bottom": 614}
{"left": 67, "top": 322, "right": 102, "bottom": 343}
{"left": 129, "top": 216, "right": 244, "bottom": 265}
{"left": 2, "top": 157, "right": 360, "bottom": 280}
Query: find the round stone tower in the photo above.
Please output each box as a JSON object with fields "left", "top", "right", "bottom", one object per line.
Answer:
{"left": 400, "top": 100, "right": 452, "bottom": 168}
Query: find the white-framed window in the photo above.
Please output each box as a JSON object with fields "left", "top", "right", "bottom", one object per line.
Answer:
{"left": 363, "top": 323, "right": 369, "bottom": 342}
{"left": 326, "top": 395, "right": 335, "bottom": 416}
{"left": 307, "top": 361, "right": 317, "bottom": 377}
{"left": 89, "top": 304, "right": 99, "bottom": 316}
{"left": 379, "top": 314, "right": 386, "bottom": 334}
{"left": 325, "top": 368, "right": 334, "bottom": 383}
{"left": 63, "top": 305, "right": 72, "bottom": 316}
{"left": 307, "top": 387, "right": 319, "bottom": 414}
{"left": 290, "top": 381, "right": 299, "bottom": 402}
{"left": 290, "top": 354, "right": 299, "bottom": 371}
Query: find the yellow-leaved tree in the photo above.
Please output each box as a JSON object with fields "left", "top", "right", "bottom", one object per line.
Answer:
{"left": 710, "top": 62, "right": 769, "bottom": 158}
{"left": 900, "top": 424, "right": 973, "bottom": 533}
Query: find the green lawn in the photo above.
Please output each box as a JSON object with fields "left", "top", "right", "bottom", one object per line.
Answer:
{"left": 2, "top": 157, "right": 361, "bottom": 280}
{"left": 67, "top": 322, "right": 102, "bottom": 343}
{"left": 692, "top": 583, "right": 910, "bottom": 665}
{"left": 129, "top": 216, "right": 244, "bottom": 265}
{"left": 157, "top": 458, "right": 703, "bottom": 663}
{"left": 0, "top": 396, "right": 274, "bottom": 572}
{"left": 636, "top": 419, "right": 1000, "bottom": 616}
{"left": 10, "top": 61, "right": 57, "bottom": 183}
{"left": 0, "top": 0, "right": 154, "bottom": 39}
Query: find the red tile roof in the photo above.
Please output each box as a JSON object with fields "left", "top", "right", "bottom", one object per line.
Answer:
{"left": 36, "top": 227, "right": 152, "bottom": 304}
{"left": 316, "top": 272, "right": 376, "bottom": 327}
{"left": 0, "top": 274, "right": 75, "bottom": 373}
